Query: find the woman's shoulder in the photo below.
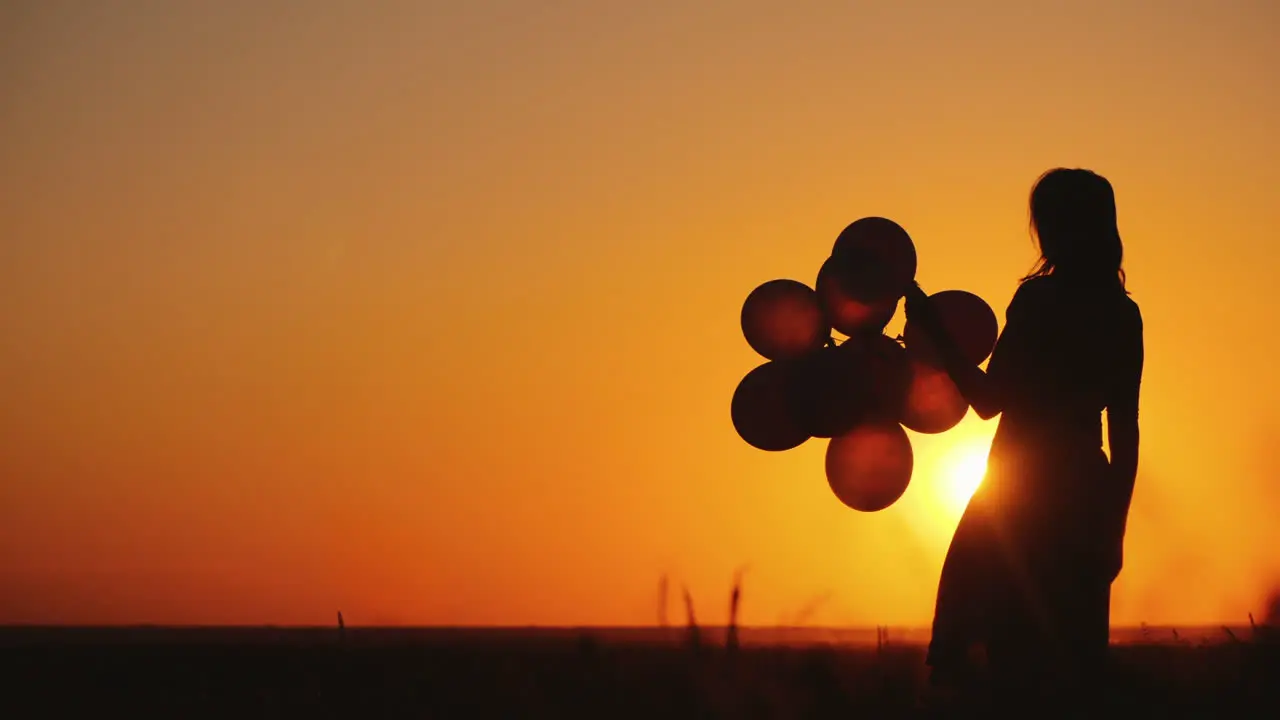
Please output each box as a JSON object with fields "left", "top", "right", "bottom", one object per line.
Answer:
{"left": 1013, "top": 275, "right": 1055, "bottom": 298}
{"left": 1014, "top": 274, "right": 1135, "bottom": 301}
{"left": 1009, "top": 275, "right": 1139, "bottom": 324}
{"left": 1118, "top": 291, "right": 1140, "bottom": 313}
{"left": 1008, "top": 275, "right": 1057, "bottom": 312}
{"left": 1117, "top": 292, "right": 1142, "bottom": 329}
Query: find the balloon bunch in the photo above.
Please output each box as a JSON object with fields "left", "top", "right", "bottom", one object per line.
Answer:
{"left": 731, "top": 218, "right": 999, "bottom": 512}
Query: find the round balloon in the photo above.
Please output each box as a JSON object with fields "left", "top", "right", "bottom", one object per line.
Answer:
{"left": 740, "top": 279, "right": 830, "bottom": 361}
{"left": 839, "top": 333, "right": 912, "bottom": 421}
{"left": 903, "top": 290, "right": 999, "bottom": 367}
{"left": 815, "top": 256, "right": 898, "bottom": 337}
{"left": 829, "top": 217, "right": 917, "bottom": 303}
{"left": 789, "top": 346, "right": 869, "bottom": 439}
{"left": 899, "top": 361, "right": 969, "bottom": 434}
{"left": 731, "top": 362, "right": 811, "bottom": 451}
{"left": 825, "top": 422, "right": 914, "bottom": 512}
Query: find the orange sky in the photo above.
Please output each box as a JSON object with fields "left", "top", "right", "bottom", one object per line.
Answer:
{"left": 2, "top": 1, "right": 1279, "bottom": 627}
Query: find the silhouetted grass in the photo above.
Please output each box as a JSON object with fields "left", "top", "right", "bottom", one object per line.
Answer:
{"left": 1, "top": 619, "right": 1276, "bottom": 718}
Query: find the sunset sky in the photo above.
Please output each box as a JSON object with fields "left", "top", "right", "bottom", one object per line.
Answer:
{"left": 2, "top": 0, "right": 1279, "bottom": 627}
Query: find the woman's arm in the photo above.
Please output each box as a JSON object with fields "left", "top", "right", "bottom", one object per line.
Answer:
{"left": 1106, "top": 304, "right": 1144, "bottom": 538}
{"left": 903, "top": 284, "right": 1009, "bottom": 420}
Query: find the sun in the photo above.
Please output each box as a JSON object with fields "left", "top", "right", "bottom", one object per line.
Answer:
{"left": 940, "top": 442, "right": 989, "bottom": 515}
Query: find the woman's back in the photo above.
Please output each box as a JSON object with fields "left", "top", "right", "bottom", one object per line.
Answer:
{"left": 989, "top": 274, "right": 1142, "bottom": 458}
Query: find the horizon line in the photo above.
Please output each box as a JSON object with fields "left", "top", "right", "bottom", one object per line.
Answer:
{"left": 0, "top": 622, "right": 1249, "bottom": 630}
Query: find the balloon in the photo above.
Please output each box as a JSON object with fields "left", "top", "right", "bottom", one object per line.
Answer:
{"left": 903, "top": 290, "right": 999, "bottom": 367}
{"left": 828, "top": 217, "right": 917, "bottom": 304}
{"left": 839, "top": 333, "right": 912, "bottom": 421}
{"left": 899, "top": 361, "right": 969, "bottom": 434}
{"left": 789, "top": 346, "right": 869, "bottom": 439}
{"left": 825, "top": 422, "right": 914, "bottom": 512}
{"left": 731, "top": 362, "right": 811, "bottom": 451}
{"left": 740, "top": 279, "right": 830, "bottom": 361}
{"left": 815, "top": 256, "right": 898, "bottom": 337}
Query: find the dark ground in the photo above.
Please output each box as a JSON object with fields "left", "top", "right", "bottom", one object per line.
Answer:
{"left": 2, "top": 626, "right": 1277, "bottom": 718}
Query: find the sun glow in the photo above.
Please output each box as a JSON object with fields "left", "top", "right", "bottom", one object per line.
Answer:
{"left": 941, "top": 443, "right": 989, "bottom": 515}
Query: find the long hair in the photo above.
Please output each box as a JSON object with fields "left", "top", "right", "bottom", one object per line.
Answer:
{"left": 1022, "top": 168, "right": 1127, "bottom": 291}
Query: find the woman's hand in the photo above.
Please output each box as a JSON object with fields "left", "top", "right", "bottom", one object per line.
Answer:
{"left": 1106, "top": 538, "right": 1125, "bottom": 582}
{"left": 1102, "top": 507, "right": 1126, "bottom": 581}
{"left": 1103, "top": 479, "right": 1133, "bottom": 582}
{"left": 903, "top": 281, "right": 1004, "bottom": 420}
{"left": 903, "top": 282, "right": 937, "bottom": 329}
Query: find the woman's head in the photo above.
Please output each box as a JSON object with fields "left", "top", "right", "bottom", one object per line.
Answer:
{"left": 1025, "top": 168, "right": 1126, "bottom": 289}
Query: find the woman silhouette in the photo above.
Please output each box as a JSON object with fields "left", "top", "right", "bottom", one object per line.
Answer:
{"left": 906, "top": 168, "right": 1143, "bottom": 708}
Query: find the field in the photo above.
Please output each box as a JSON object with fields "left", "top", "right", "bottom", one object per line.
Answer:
{"left": 3, "top": 625, "right": 1278, "bottom": 718}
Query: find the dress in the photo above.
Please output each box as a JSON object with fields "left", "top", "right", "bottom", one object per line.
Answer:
{"left": 925, "top": 274, "right": 1144, "bottom": 690}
